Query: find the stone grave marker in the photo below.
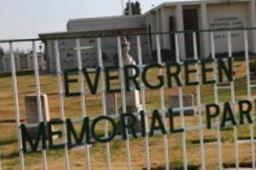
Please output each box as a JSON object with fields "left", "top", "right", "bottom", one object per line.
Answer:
{"left": 25, "top": 94, "right": 50, "bottom": 138}
{"left": 105, "top": 93, "right": 118, "bottom": 115}
{"left": 251, "top": 72, "right": 256, "bottom": 84}
{"left": 167, "top": 94, "right": 195, "bottom": 115}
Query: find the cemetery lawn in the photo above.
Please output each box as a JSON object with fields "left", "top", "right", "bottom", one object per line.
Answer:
{"left": 0, "top": 59, "right": 256, "bottom": 170}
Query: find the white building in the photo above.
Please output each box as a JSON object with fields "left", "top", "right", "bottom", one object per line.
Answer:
{"left": 145, "top": 0, "right": 256, "bottom": 59}
{"left": 40, "top": 0, "right": 256, "bottom": 72}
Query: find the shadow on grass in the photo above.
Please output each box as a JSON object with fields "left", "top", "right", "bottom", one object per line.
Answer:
{"left": 143, "top": 161, "right": 200, "bottom": 170}
{"left": 221, "top": 127, "right": 234, "bottom": 131}
{"left": 1, "top": 152, "right": 19, "bottom": 160}
{"left": 0, "top": 138, "right": 17, "bottom": 145}
{"left": 47, "top": 92, "right": 58, "bottom": 96}
{"left": 0, "top": 119, "right": 25, "bottom": 123}
{"left": 189, "top": 138, "right": 217, "bottom": 144}
{"left": 0, "top": 70, "right": 33, "bottom": 78}
{"left": 223, "top": 162, "right": 254, "bottom": 168}
{"left": 237, "top": 136, "right": 255, "bottom": 140}
{"left": 143, "top": 164, "right": 200, "bottom": 170}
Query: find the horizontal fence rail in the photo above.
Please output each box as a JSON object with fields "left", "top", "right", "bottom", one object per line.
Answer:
{"left": 0, "top": 27, "right": 255, "bottom": 43}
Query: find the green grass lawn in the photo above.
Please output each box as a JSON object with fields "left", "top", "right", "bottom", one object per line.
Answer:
{"left": 0, "top": 59, "right": 256, "bottom": 169}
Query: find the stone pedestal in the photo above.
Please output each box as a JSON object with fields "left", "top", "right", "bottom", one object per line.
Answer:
{"left": 167, "top": 94, "right": 195, "bottom": 115}
{"left": 25, "top": 94, "right": 50, "bottom": 138}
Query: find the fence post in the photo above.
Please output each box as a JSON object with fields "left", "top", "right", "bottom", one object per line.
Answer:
{"left": 156, "top": 34, "right": 170, "bottom": 170}
{"left": 244, "top": 30, "right": 256, "bottom": 169}
{"left": 193, "top": 32, "right": 206, "bottom": 170}
{"left": 54, "top": 40, "right": 70, "bottom": 170}
{"left": 97, "top": 38, "right": 113, "bottom": 170}
{"left": 227, "top": 31, "right": 240, "bottom": 169}
{"left": 75, "top": 38, "right": 91, "bottom": 170}
{"left": 10, "top": 42, "right": 25, "bottom": 170}
{"left": 137, "top": 35, "right": 151, "bottom": 170}
{"left": 211, "top": 32, "right": 223, "bottom": 170}
{"left": 175, "top": 33, "right": 188, "bottom": 170}
{"left": 117, "top": 36, "right": 131, "bottom": 170}
{"left": 32, "top": 41, "right": 48, "bottom": 170}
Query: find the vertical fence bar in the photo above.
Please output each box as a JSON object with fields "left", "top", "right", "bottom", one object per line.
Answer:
{"left": 27, "top": 54, "right": 31, "bottom": 70}
{"left": 0, "top": 156, "right": 1, "bottom": 170}
{"left": 2, "top": 56, "right": 6, "bottom": 72}
{"left": 32, "top": 41, "right": 48, "bottom": 170}
{"left": 210, "top": 32, "right": 223, "bottom": 170}
{"left": 193, "top": 33, "right": 206, "bottom": 170}
{"left": 9, "top": 42, "right": 26, "bottom": 170}
{"left": 54, "top": 40, "right": 70, "bottom": 170}
{"left": 16, "top": 55, "right": 20, "bottom": 71}
{"left": 96, "top": 38, "right": 112, "bottom": 170}
{"left": 244, "top": 30, "right": 256, "bottom": 169}
{"left": 75, "top": 39, "right": 91, "bottom": 170}
{"left": 175, "top": 33, "right": 188, "bottom": 170}
{"left": 0, "top": 73, "right": 3, "bottom": 169}
{"left": 156, "top": 34, "right": 170, "bottom": 170}
{"left": 117, "top": 37, "right": 131, "bottom": 170}
{"left": 40, "top": 53, "right": 44, "bottom": 70}
{"left": 227, "top": 31, "right": 239, "bottom": 169}
{"left": 136, "top": 36, "right": 151, "bottom": 170}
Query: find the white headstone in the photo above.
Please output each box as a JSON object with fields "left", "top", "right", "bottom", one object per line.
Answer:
{"left": 25, "top": 94, "right": 50, "bottom": 137}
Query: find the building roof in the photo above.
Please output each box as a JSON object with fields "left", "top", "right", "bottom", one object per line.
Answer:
{"left": 67, "top": 15, "right": 146, "bottom": 32}
{"left": 39, "top": 15, "right": 147, "bottom": 40}
{"left": 39, "top": 28, "right": 146, "bottom": 40}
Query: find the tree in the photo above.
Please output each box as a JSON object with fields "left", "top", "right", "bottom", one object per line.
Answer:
{"left": 124, "top": 1, "right": 141, "bottom": 15}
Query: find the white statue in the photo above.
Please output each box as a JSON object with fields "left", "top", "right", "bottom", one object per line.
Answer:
{"left": 121, "top": 37, "right": 141, "bottom": 111}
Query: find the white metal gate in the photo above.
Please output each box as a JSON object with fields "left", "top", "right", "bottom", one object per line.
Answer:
{"left": 0, "top": 28, "right": 255, "bottom": 170}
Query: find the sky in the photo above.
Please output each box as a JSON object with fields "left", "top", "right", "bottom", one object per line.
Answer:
{"left": 0, "top": 0, "right": 191, "bottom": 41}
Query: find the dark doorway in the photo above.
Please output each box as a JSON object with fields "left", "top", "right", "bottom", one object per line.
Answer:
{"left": 183, "top": 9, "right": 200, "bottom": 59}
{"left": 169, "top": 16, "right": 176, "bottom": 61}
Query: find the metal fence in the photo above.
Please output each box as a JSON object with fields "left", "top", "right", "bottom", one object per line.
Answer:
{"left": 0, "top": 28, "right": 255, "bottom": 170}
